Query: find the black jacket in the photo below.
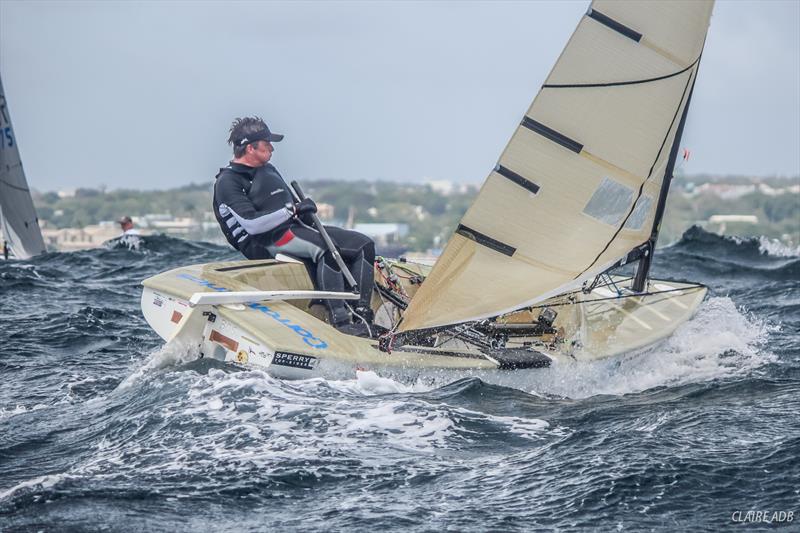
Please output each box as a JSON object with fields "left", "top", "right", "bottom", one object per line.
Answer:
{"left": 213, "top": 162, "right": 295, "bottom": 251}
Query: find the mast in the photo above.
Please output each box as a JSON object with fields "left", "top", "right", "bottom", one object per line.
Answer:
{"left": 632, "top": 64, "right": 700, "bottom": 292}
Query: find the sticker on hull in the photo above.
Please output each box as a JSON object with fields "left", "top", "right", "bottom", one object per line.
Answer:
{"left": 176, "top": 272, "right": 328, "bottom": 349}
{"left": 271, "top": 351, "right": 318, "bottom": 370}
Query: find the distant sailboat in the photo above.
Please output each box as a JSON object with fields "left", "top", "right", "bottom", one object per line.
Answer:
{"left": 0, "top": 72, "right": 46, "bottom": 259}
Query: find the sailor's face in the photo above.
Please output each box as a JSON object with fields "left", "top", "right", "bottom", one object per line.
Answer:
{"left": 250, "top": 141, "right": 273, "bottom": 165}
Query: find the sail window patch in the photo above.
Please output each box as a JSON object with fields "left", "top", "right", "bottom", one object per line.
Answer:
{"left": 521, "top": 117, "right": 583, "bottom": 154}
{"left": 583, "top": 178, "right": 634, "bottom": 226}
{"left": 587, "top": 9, "right": 642, "bottom": 43}
{"left": 456, "top": 225, "right": 516, "bottom": 257}
{"left": 495, "top": 165, "right": 540, "bottom": 195}
{"left": 623, "top": 194, "right": 654, "bottom": 231}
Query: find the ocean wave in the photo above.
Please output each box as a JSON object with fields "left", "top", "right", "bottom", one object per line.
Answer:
{"left": 0, "top": 473, "right": 72, "bottom": 502}
{"left": 2, "top": 230, "right": 798, "bottom": 530}
{"left": 0, "top": 365, "right": 556, "bottom": 512}
{"left": 0, "top": 403, "right": 49, "bottom": 421}
{"left": 501, "top": 296, "right": 775, "bottom": 399}
{"left": 757, "top": 235, "right": 800, "bottom": 257}
{"left": 670, "top": 225, "right": 799, "bottom": 260}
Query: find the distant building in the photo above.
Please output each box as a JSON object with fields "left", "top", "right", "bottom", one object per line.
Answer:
{"left": 427, "top": 180, "right": 456, "bottom": 195}
{"left": 690, "top": 182, "right": 799, "bottom": 199}
{"left": 693, "top": 183, "right": 756, "bottom": 199}
{"left": 41, "top": 222, "right": 130, "bottom": 251}
{"left": 353, "top": 223, "right": 409, "bottom": 247}
{"left": 708, "top": 215, "right": 759, "bottom": 224}
{"left": 146, "top": 217, "right": 195, "bottom": 235}
{"left": 426, "top": 180, "right": 479, "bottom": 196}
{"left": 707, "top": 214, "right": 759, "bottom": 235}
{"left": 316, "top": 202, "right": 335, "bottom": 221}
{"left": 402, "top": 252, "right": 439, "bottom": 264}
{"left": 40, "top": 213, "right": 203, "bottom": 251}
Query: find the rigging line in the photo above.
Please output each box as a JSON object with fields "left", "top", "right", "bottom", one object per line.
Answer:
{"left": 574, "top": 65, "right": 696, "bottom": 280}
{"left": 542, "top": 56, "right": 699, "bottom": 89}
{"left": 0, "top": 177, "right": 31, "bottom": 193}
{"left": 376, "top": 284, "right": 408, "bottom": 310}
{"left": 524, "top": 275, "right": 637, "bottom": 301}
{"left": 525, "top": 284, "right": 706, "bottom": 309}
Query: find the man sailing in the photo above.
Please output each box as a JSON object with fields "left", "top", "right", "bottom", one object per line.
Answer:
{"left": 212, "top": 116, "right": 375, "bottom": 336}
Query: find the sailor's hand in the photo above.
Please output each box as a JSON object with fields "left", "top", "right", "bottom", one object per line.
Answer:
{"left": 293, "top": 198, "right": 318, "bottom": 217}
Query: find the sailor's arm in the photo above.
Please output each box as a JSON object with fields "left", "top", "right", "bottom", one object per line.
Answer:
{"left": 216, "top": 176, "right": 293, "bottom": 236}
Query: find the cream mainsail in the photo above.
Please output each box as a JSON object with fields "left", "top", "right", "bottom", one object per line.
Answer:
{"left": 400, "top": 0, "right": 714, "bottom": 332}
{"left": 0, "top": 73, "right": 46, "bottom": 259}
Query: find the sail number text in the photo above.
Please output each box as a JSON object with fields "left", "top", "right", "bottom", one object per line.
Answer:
{"left": 1, "top": 127, "right": 13, "bottom": 149}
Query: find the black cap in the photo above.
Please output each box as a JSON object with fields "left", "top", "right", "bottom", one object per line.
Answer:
{"left": 236, "top": 126, "right": 284, "bottom": 146}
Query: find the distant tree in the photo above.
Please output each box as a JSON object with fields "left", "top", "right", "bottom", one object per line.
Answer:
{"left": 41, "top": 191, "right": 60, "bottom": 204}
{"left": 764, "top": 194, "right": 798, "bottom": 223}
{"left": 75, "top": 188, "right": 102, "bottom": 198}
{"left": 28, "top": 176, "right": 799, "bottom": 249}
{"left": 36, "top": 206, "right": 54, "bottom": 220}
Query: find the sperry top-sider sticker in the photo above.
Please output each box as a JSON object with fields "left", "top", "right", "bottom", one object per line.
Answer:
{"left": 271, "top": 351, "right": 318, "bottom": 370}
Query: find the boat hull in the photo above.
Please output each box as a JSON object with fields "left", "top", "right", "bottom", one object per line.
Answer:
{"left": 141, "top": 259, "right": 707, "bottom": 379}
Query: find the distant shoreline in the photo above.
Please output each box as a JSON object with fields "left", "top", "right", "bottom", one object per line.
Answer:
{"left": 30, "top": 174, "right": 799, "bottom": 253}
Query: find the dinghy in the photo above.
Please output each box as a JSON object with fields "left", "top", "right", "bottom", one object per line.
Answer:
{"left": 141, "top": 0, "right": 714, "bottom": 379}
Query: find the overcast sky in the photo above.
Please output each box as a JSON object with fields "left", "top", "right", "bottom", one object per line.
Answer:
{"left": 1, "top": 0, "right": 798, "bottom": 191}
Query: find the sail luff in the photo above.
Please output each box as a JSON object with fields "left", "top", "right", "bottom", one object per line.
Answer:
{"left": 399, "top": 0, "right": 714, "bottom": 333}
{"left": 0, "top": 72, "right": 47, "bottom": 259}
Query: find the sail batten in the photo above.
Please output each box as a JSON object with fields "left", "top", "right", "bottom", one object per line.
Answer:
{"left": 521, "top": 118, "right": 584, "bottom": 154}
{"left": 495, "top": 165, "right": 540, "bottom": 195}
{"left": 398, "top": 0, "right": 714, "bottom": 333}
{"left": 456, "top": 225, "right": 516, "bottom": 257}
{"left": 587, "top": 9, "right": 643, "bottom": 43}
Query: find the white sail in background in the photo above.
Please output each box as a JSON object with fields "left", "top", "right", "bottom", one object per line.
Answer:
{"left": 400, "top": 0, "right": 714, "bottom": 332}
{"left": 0, "top": 73, "right": 46, "bottom": 259}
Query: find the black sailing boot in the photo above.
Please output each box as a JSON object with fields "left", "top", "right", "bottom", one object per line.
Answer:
{"left": 316, "top": 260, "right": 371, "bottom": 337}
{"left": 316, "top": 255, "right": 376, "bottom": 338}
{"left": 346, "top": 250, "right": 376, "bottom": 325}
{"left": 316, "top": 260, "right": 351, "bottom": 327}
